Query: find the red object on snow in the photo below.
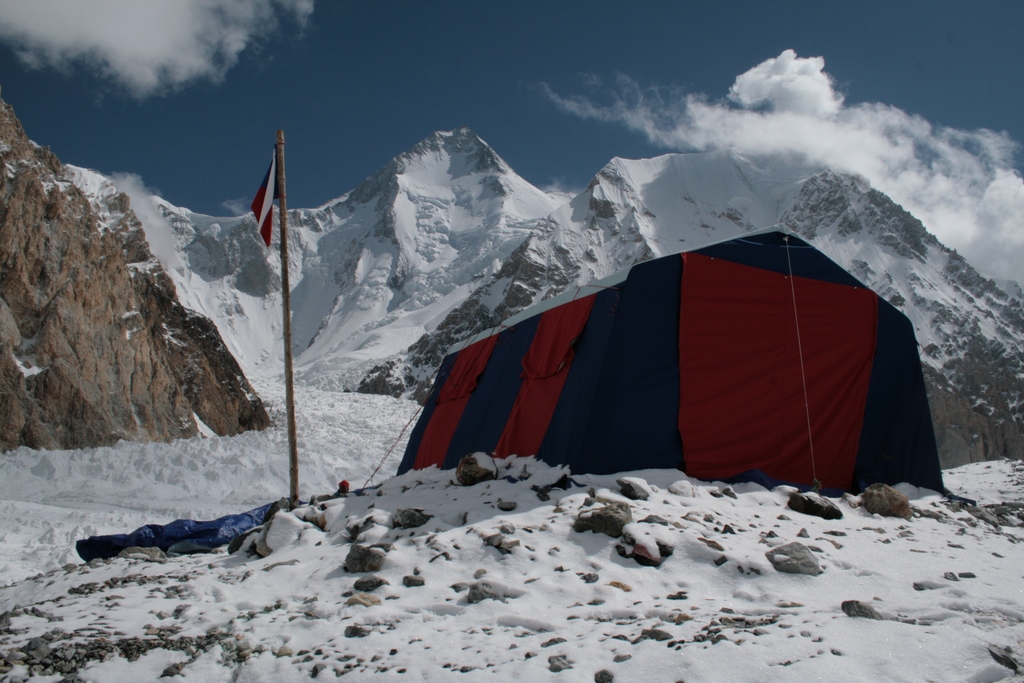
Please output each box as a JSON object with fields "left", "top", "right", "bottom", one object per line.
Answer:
{"left": 339, "top": 480, "right": 350, "bottom": 493}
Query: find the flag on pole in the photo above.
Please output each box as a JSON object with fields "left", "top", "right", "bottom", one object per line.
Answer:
{"left": 251, "top": 146, "right": 278, "bottom": 247}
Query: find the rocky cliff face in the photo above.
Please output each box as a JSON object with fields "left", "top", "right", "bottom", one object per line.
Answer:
{"left": 0, "top": 97, "right": 268, "bottom": 452}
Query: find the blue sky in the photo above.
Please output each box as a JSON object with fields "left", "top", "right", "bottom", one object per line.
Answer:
{"left": 1, "top": 0, "right": 1023, "bottom": 281}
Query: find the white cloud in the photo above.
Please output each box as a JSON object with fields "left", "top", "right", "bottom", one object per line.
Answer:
{"left": 222, "top": 197, "right": 252, "bottom": 217}
{"left": 110, "top": 172, "right": 184, "bottom": 273}
{"left": 729, "top": 50, "right": 842, "bottom": 117}
{"left": 543, "top": 50, "right": 1024, "bottom": 286}
{"left": 539, "top": 178, "right": 584, "bottom": 200}
{"left": 0, "top": 0, "right": 314, "bottom": 97}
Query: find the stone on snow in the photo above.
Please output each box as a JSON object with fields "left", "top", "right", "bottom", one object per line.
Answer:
{"left": 116, "top": 546, "right": 167, "bottom": 562}
{"left": 344, "top": 544, "right": 386, "bottom": 573}
{"left": 467, "top": 581, "right": 509, "bottom": 604}
{"left": 256, "top": 512, "right": 307, "bottom": 557}
{"left": 765, "top": 541, "right": 821, "bottom": 575}
{"left": 787, "top": 491, "right": 843, "bottom": 520}
{"left": 617, "top": 477, "right": 652, "bottom": 501}
{"left": 353, "top": 575, "right": 389, "bottom": 592}
{"left": 841, "top": 600, "right": 884, "bottom": 620}
{"left": 393, "top": 508, "right": 433, "bottom": 529}
{"left": 548, "top": 654, "right": 573, "bottom": 672}
{"left": 861, "top": 483, "right": 912, "bottom": 519}
{"left": 344, "top": 625, "right": 370, "bottom": 638}
{"left": 573, "top": 502, "right": 632, "bottom": 538}
{"left": 616, "top": 526, "right": 674, "bottom": 567}
{"left": 484, "top": 533, "right": 520, "bottom": 554}
{"left": 456, "top": 453, "right": 497, "bottom": 486}
{"left": 345, "top": 592, "right": 382, "bottom": 607}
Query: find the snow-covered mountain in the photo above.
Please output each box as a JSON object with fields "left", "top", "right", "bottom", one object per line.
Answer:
{"left": 143, "top": 128, "right": 564, "bottom": 389}
{"left": 92, "top": 130, "right": 1024, "bottom": 468}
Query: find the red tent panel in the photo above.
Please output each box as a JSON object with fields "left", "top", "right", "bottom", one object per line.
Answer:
{"left": 678, "top": 253, "right": 877, "bottom": 490}
{"left": 494, "top": 294, "right": 596, "bottom": 459}
{"left": 412, "top": 334, "right": 499, "bottom": 470}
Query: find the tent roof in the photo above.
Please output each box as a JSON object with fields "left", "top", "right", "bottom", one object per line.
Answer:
{"left": 448, "top": 224, "right": 795, "bottom": 355}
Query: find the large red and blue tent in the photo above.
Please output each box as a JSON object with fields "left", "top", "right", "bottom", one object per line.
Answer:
{"left": 397, "top": 229, "right": 943, "bottom": 494}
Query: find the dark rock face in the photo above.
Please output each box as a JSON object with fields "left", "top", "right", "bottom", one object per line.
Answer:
{"left": 356, "top": 359, "right": 406, "bottom": 397}
{"left": 127, "top": 248, "right": 269, "bottom": 437}
{"left": 925, "top": 365, "right": 1024, "bottom": 468}
{"left": 0, "top": 96, "right": 268, "bottom": 451}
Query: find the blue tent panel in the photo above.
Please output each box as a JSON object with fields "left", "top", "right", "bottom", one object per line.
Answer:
{"left": 854, "top": 301, "right": 944, "bottom": 492}
{"left": 537, "top": 287, "right": 621, "bottom": 470}
{"left": 442, "top": 316, "right": 541, "bottom": 469}
{"left": 397, "top": 351, "right": 460, "bottom": 474}
{"left": 572, "top": 255, "right": 684, "bottom": 473}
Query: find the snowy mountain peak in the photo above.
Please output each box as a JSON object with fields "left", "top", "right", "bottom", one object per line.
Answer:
{"left": 345, "top": 127, "right": 511, "bottom": 214}
{"left": 404, "top": 126, "right": 509, "bottom": 177}
{"left": 70, "top": 135, "right": 1024, "bottom": 469}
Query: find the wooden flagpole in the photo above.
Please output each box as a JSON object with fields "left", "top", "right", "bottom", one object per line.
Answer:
{"left": 275, "top": 130, "right": 300, "bottom": 505}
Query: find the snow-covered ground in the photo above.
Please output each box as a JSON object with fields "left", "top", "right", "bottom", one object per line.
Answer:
{"left": 0, "top": 379, "right": 420, "bottom": 587}
{"left": 2, "top": 386, "right": 1024, "bottom": 682}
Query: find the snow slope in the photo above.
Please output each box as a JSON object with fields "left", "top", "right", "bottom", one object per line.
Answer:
{"left": 1, "top": 392, "right": 1023, "bottom": 681}
{"left": 0, "top": 378, "right": 418, "bottom": 587}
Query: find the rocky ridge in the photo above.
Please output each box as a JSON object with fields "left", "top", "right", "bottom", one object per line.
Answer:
{"left": 0, "top": 96, "right": 268, "bottom": 452}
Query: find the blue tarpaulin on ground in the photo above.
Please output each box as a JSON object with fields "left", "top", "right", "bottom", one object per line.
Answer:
{"left": 75, "top": 504, "right": 271, "bottom": 562}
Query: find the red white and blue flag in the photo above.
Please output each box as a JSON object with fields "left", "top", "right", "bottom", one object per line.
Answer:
{"left": 251, "top": 146, "right": 278, "bottom": 247}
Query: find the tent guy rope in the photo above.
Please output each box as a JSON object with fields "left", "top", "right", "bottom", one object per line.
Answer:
{"left": 784, "top": 235, "right": 820, "bottom": 491}
{"left": 363, "top": 402, "right": 424, "bottom": 489}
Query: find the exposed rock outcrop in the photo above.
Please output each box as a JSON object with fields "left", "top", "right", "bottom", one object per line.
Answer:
{"left": 0, "top": 96, "right": 268, "bottom": 452}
